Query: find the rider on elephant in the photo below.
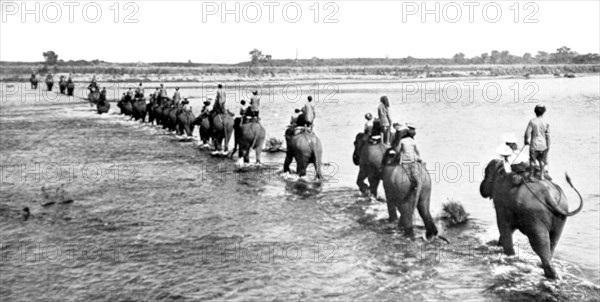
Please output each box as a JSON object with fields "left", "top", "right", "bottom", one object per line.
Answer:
{"left": 181, "top": 98, "right": 192, "bottom": 112}
{"left": 88, "top": 75, "right": 98, "bottom": 91}
{"left": 301, "top": 96, "right": 315, "bottom": 129}
{"left": 387, "top": 123, "right": 423, "bottom": 204}
{"left": 290, "top": 109, "right": 301, "bottom": 127}
{"left": 135, "top": 83, "right": 144, "bottom": 98}
{"left": 200, "top": 100, "right": 211, "bottom": 117}
{"left": 364, "top": 113, "right": 374, "bottom": 136}
{"left": 158, "top": 84, "right": 168, "bottom": 102}
{"left": 248, "top": 90, "right": 260, "bottom": 118}
{"left": 127, "top": 87, "right": 135, "bottom": 99}
{"left": 524, "top": 104, "right": 550, "bottom": 181}
{"left": 388, "top": 123, "right": 409, "bottom": 155}
{"left": 173, "top": 87, "right": 181, "bottom": 106}
{"left": 99, "top": 87, "right": 107, "bottom": 101}
{"left": 212, "top": 84, "right": 226, "bottom": 115}
{"left": 378, "top": 96, "right": 392, "bottom": 145}
{"left": 235, "top": 100, "right": 249, "bottom": 127}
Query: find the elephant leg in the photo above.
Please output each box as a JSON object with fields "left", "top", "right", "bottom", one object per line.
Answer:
{"left": 416, "top": 188, "right": 438, "bottom": 240}
{"left": 224, "top": 127, "right": 233, "bottom": 152}
{"left": 356, "top": 168, "right": 370, "bottom": 195}
{"left": 255, "top": 146, "right": 262, "bottom": 164}
{"left": 312, "top": 148, "right": 323, "bottom": 180}
{"left": 368, "top": 175, "right": 380, "bottom": 198}
{"left": 549, "top": 220, "right": 565, "bottom": 257}
{"left": 527, "top": 230, "right": 557, "bottom": 279}
{"left": 296, "top": 155, "right": 307, "bottom": 177}
{"left": 189, "top": 124, "right": 195, "bottom": 137}
{"left": 386, "top": 200, "right": 398, "bottom": 223}
{"left": 495, "top": 206, "right": 516, "bottom": 255}
{"left": 244, "top": 148, "right": 250, "bottom": 163}
{"left": 283, "top": 151, "right": 293, "bottom": 173}
{"left": 398, "top": 200, "right": 415, "bottom": 237}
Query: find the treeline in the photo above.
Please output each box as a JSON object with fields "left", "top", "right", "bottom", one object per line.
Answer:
{"left": 247, "top": 47, "right": 599, "bottom": 67}
{"left": 2, "top": 46, "right": 597, "bottom": 68}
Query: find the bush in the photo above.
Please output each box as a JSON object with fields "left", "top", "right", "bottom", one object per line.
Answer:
{"left": 441, "top": 199, "right": 469, "bottom": 226}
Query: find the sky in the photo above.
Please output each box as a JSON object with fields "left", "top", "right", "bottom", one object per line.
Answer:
{"left": 1, "top": 1, "right": 599, "bottom": 64}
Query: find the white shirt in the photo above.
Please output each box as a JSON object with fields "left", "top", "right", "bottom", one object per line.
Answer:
{"left": 236, "top": 104, "right": 249, "bottom": 118}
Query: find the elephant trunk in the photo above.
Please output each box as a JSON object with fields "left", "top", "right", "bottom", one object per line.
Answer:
{"left": 565, "top": 173, "right": 584, "bottom": 216}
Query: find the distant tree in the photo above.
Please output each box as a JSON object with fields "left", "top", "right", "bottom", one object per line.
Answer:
{"left": 536, "top": 51, "right": 549, "bottom": 62}
{"left": 522, "top": 53, "right": 533, "bottom": 63}
{"left": 572, "top": 53, "right": 600, "bottom": 64}
{"left": 43, "top": 51, "right": 58, "bottom": 65}
{"left": 551, "top": 46, "right": 577, "bottom": 63}
{"left": 490, "top": 50, "right": 501, "bottom": 64}
{"left": 452, "top": 53, "right": 466, "bottom": 64}
{"left": 500, "top": 50, "right": 510, "bottom": 63}
{"left": 480, "top": 53, "right": 489, "bottom": 64}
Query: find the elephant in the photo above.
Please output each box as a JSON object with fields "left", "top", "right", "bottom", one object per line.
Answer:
{"left": 167, "top": 107, "right": 178, "bottom": 131}
{"left": 283, "top": 128, "right": 323, "bottom": 179}
{"left": 88, "top": 90, "right": 101, "bottom": 107}
{"left": 155, "top": 102, "right": 166, "bottom": 126}
{"left": 194, "top": 115, "right": 211, "bottom": 146}
{"left": 236, "top": 121, "right": 266, "bottom": 163}
{"left": 353, "top": 132, "right": 387, "bottom": 197}
{"left": 66, "top": 81, "right": 75, "bottom": 96}
{"left": 176, "top": 110, "right": 196, "bottom": 137}
{"left": 30, "top": 75, "right": 38, "bottom": 89}
{"left": 97, "top": 98, "right": 110, "bottom": 114}
{"left": 131, "top": 98, "right": 147, "bottom": 122}
{"left": 480, "top": 159, "right": 583, "bottom": 279}
{"left": 46, "top": 79, "right": 53, "bottom": 91}
{"left": 59, "top": 79, "right": 67, "bottom": 94}
{"left": 117, "top": 95, "right": 133, "bottom": 116}
{"left": 381, "top": 154, "right": 438, "bottom": 239}
{"left": 146, "top": 96, "right": 160, "bottom": 125}
{"left": 211, "top": 113, "right": 234, "bottom": 154}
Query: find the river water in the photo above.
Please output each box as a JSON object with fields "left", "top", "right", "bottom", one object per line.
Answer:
{"left": 0, "top": 75, "right": 598, "bottom": 301}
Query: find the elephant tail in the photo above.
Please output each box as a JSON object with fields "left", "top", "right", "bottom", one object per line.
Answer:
{"left": 565, "top": 173, "right": 584, "bottom": 216}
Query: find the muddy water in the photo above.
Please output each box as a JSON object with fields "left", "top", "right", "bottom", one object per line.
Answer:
{"left": 0, "top": 76, "right": 599, "bottom": 301}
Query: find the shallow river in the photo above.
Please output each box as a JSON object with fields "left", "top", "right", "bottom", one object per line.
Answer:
{"left": 0, "top": 75, "right": 598, "bottom": 301}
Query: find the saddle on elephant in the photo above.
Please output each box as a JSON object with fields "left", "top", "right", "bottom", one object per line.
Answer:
{"left": 242, "top": 115, "right": 260, "bottom": 124}
{"left": 503, "top": 161, "right": 553, "bottom": 186}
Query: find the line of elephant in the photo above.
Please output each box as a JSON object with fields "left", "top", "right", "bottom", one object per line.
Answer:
{"left": 92, "top": 93, "right": 323, "bottom": 176}
{"left": 29, "top": 76, "right": 75, "bottom": 96}
{"left": 353, "top": 132, "right": 583, "bottom": 279}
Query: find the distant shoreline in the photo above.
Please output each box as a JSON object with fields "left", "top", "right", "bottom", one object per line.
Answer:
{"left": 1, "top": 63, "right": 598, "bottom": 83}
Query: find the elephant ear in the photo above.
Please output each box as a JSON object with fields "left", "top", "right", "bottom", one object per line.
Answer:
{"left": 480, "top": 159, "right": 502, "bottom": 198}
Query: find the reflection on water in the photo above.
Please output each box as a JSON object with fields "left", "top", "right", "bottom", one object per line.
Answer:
{"left": 1, "top": 75, "right": 598, "bottom": 301}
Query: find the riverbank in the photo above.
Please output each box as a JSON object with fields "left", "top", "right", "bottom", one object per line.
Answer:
{"left": 1, "top": 63, "right": 598, "bottom": 83}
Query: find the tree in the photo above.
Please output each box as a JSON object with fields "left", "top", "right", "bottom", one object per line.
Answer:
{"left": 43, "top": 51, "right": 58, "bottom": 65}
{"left": 452, "top": 53, "right": 466, "bottom": 64}
{"left": 536, "top": 51, "right": 549, "bottom": 62}
{"left": 552, "top": 46, "right": 577, "bottom": 63}
{"left": 500, "top": 50, "right": 510, "bottom": 63}
{"left": 490, "top": 50, "right": 501, "bottom": 64}
{"left": 480, "top": 53, "right": 489, "bottom": 64}
{"left": 523, "top": 53, "right": 533, "bottom": 63}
